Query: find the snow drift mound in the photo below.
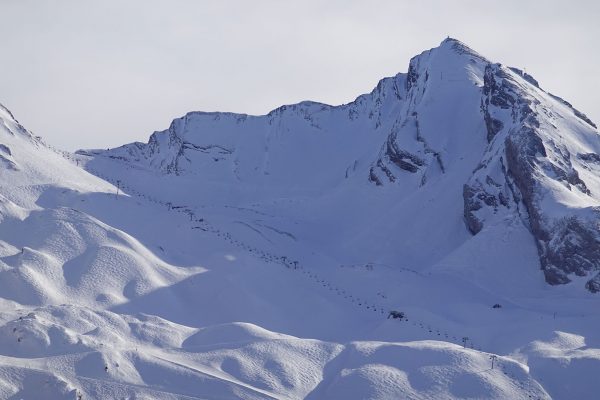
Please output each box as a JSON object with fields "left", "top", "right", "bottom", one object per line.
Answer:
{"left": 0, "top": 108, "right": 200, "bottom": 310}
{"left": 0, "top": 205, "right": 197, "bottom": 307}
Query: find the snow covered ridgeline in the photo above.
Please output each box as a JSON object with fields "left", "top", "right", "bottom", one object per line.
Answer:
{"left": 86, "top": 38, "right": 600, "bottom": 292}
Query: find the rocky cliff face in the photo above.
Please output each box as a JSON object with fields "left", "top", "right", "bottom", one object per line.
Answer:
{"left": 465, "top": 62, "right": 600, "bottom": 291}
{"left": 84, "top": 38, "right": 600, "bottom": 292}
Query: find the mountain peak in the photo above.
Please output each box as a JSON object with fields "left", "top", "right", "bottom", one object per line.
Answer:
{"left": 440, "top": 36, "right": 462, "bottom": 46}
{"left": 438, "top": 37, "right": 484, "bottom": 57}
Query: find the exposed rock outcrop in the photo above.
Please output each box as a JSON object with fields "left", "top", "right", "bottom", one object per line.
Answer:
{"left": 470, "top": 62, "right": 600, "bottom": 290}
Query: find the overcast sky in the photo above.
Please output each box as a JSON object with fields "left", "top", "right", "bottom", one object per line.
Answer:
{"left": 1, "top": 0, "right": 598, "bottom": 150}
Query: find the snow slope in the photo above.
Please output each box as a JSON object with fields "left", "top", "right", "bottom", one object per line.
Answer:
{"left": 1, "top": 38, "right": 599, "bottom": 399}
{"left": 0, "top": 101, "right": 555, "bottom": 399}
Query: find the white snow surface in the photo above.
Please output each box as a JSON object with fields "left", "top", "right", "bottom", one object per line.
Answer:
{"left": 1, "top": 39, "right": 599, "bottom": 399}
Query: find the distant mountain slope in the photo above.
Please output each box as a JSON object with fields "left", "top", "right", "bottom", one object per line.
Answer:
{"left": 81, "top": 74, "right": 406, "bottom": 195}
{"left": 85, "top": 38, "right": 600, "bottom": 292}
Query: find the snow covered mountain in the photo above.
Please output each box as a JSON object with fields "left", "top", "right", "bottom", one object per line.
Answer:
{"left": 86, "top": 38, "right": 600, "bottom": 293}
{"left": 1, "top": 38, "right": 599, "bottom": 399}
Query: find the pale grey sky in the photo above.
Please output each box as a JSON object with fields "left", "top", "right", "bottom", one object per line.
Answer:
{"left": 0, "top": 0, "right": 598, "bottom": 150}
